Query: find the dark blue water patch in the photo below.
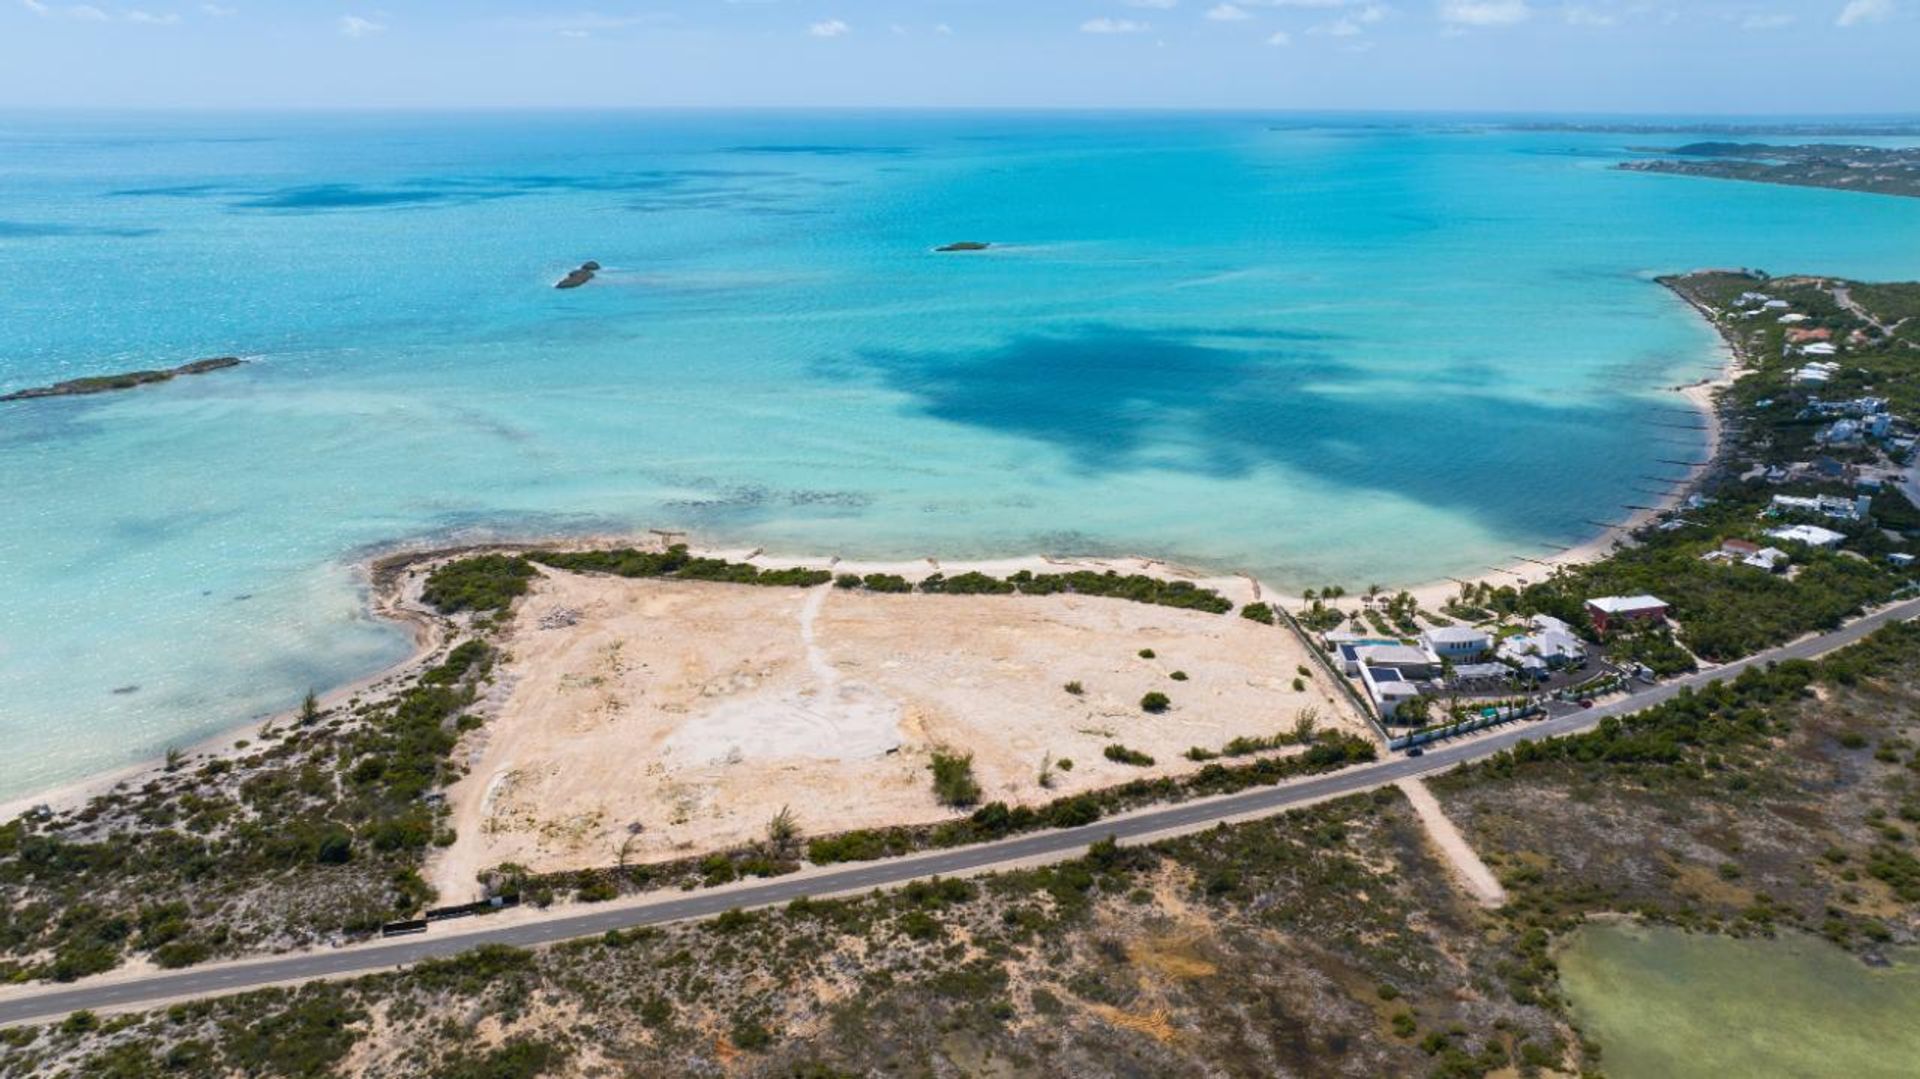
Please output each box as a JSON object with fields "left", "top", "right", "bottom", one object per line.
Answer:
{"left": 232, "top": 184, "right": 479, "bottom": 210}
{"left": 129, "top": 168, "right": 814, "bottom": 213}
{"left": 0, "top": 220, "right": 159, "bottom": 239}
{"left": 839, "top": 324, "right": 1645, "bottom": 535}
{"left": 107, "top": 183, "right": 229, "bottom": 199}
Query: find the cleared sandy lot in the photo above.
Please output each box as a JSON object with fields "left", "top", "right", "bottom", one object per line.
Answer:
{"left": 429, "top": 566, "right": 1365, "bottom": 899}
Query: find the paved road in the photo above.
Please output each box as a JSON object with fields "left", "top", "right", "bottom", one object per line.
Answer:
{"left": 5, "top": 596, "right": 1917, "bottom": 1027}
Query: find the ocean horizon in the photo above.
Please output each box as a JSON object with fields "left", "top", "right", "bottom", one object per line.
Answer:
{"left": 3, "top": 109, "right": 1918, "bottom": 799}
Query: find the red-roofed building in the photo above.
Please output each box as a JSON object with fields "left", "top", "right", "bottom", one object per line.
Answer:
{"left": 1585, "top": 595, "right": 1670, "bottom": 636}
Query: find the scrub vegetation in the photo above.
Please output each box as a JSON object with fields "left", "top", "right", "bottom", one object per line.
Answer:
{"left": 0, "top": 641, "right": 495, "bottom": 981}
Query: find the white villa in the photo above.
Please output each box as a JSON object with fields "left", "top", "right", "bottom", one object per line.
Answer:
{"left": 1351, "top": 643, "right": 1440, "bottom": 721}
{"left": 1496, "top": 614, "right": 1588, "bottom": 678}
{"left": 1419, "top": 626, "right": 1493, "bottom": 661}
{"left": 1767, "top": 524, "right": 1847, "bottom": 549}
{"left": 1769, "top": 493, "right": 1871, "bottom": 523}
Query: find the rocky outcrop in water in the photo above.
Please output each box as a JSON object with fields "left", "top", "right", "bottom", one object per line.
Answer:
{"left": 935, "top": 242, "right": 991, "bottom": 252}
{"left": 555, "top": 261, "right": 601, "bottom": 289}
{"left": 1, "top": 357, "right": 244, "bottom": 403}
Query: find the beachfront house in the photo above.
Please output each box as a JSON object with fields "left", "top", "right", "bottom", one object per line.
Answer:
{"left": 1353, "top": 643, "right": 1440, "bottom": 721}
{"left": 1326, "top": 631, "right": 1401, "bottom": 675}
{"left": 1767, "top": 524, "right": 1847, "bottom": 549}
{"left": 1419, "top": 626, "right": 1492, "bottom": 661}
{"left": 1585, "top": 595, "right": 1668, "bottom": 636}
{"left": 1769, "top": 493, "right": 1871, "bottom": 523}
{"left": 1496, "top": 614, "right": 1587, "bottom": 678}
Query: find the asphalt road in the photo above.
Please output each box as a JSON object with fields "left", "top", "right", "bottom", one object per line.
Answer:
{"left": 5, "top": 595, "right": 1917, "bottom": 1027}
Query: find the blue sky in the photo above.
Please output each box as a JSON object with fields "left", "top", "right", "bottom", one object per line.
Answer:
{"left": 0, "top": 0, "right": 1912, "bottom": 111}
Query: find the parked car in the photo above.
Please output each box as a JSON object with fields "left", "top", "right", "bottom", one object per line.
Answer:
{"left": 1407, "top": 746, "right": 1424, "bottom": 758}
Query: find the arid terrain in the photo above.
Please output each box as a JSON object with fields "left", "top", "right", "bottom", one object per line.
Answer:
{"left": 430, "top": 566, "right": 1362, "bottom": 898}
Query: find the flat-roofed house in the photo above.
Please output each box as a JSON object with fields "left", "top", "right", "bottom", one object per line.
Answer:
{"left": 1585, "top": 595, "right": 1668, "bottom": 636}
{"left": 1767, "top": 524, "right": 1847, "bottom": 549}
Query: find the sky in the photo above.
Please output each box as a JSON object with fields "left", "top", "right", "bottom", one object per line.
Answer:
{"left": 0, "top": 0, "right": 1913, "bottom": 112}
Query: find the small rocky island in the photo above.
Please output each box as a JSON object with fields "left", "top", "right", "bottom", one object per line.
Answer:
{"left": 935, "top": 241, "right": 991, "bottom": 252}
{"left": 1, "top": 356, "right": 243, "bottom": 403}
{"left": 555, "top": 261, "right": 601, "bottom": 289}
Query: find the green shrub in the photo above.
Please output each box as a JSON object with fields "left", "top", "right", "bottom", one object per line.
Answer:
{"left": 861, "top": 573, "right": 913, "bottom": 593}
{"left": 1104, "top": 744, "right": 1155, "bottom": 767}
{"left": 1141, "top": 692, "right": 1170, "bottom": 714}
{"left": 1240, "top": 602, "right": 1275, "bottom": 625}
{"left": 930, "top": 751, "right": 982, "bottom": 807}
{"left": 421, "top": 555, "right": 536, "bottom": 614}
{"left": 531, "top": 545, "right": 830, "bottom": 588}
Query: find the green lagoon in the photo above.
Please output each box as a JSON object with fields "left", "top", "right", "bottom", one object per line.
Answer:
{"left": 1558, "top": 922, "right": 1920, "bottom": 1079}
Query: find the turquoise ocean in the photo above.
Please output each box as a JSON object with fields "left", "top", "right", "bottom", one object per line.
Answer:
{"left": 2, "top": 111, "right": 1917, "bottom": 797}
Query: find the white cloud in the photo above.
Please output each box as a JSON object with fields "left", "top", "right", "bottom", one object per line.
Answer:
{"left": 1836, "top": 0, "right": 1894, "bottom": 26}
{"left": 1740, "top": 11, "right": 1794, "bottom": 29}
{"left": 1267, "top": 28, "right": 1293, "bottom": 42}
{"left": 199, "top": 2, "right": 235, "bottom": 14}
{"left": 1124, "top": 0, "right": 1180, "bottom": 7}
{"left": 1439, "top": 0, "right": 1533, "bottom": 25}
{"left": 808, "top": 18, "right": 849, "bottom": 36}
{"left": 1081, "top": 16, "right": 1150, "bottom": 32}
{"left": 20, "top": 0, "right": 50, "bottom": 12}
{"left": 934, "top": 22, "right": 952, "bottom": 34}
{"left": 125, "top": 9, "right": 179, "bottom": 23}
{"left": 338, "top": 14, "right": 384, "bottom": 37}
{"left": 1207, "top": 2, "right": 1252, "bottom": 18}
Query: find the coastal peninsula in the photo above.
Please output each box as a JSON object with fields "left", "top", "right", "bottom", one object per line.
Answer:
{"left": 1620, "top": 143, "right": 1920, "bottom": 199}
{"left": 0, "top": 356, "right": 242, "bottom": 403}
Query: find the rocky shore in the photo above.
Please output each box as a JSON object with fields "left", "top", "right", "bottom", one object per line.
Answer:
{"left": 0, "top": 356, "right": 243, "bottom": 403}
